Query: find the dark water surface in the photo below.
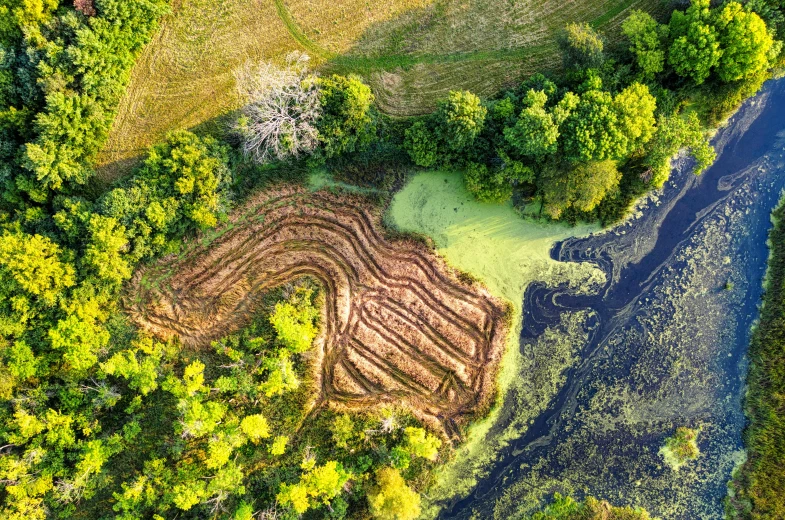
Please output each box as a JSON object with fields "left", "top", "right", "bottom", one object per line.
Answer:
{"left": 442, "top": 79, "right": 785, "bottom": 519}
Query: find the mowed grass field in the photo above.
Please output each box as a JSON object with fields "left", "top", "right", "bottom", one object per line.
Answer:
{"left": 95, "top": 0, "right": 667, "bottom": 185}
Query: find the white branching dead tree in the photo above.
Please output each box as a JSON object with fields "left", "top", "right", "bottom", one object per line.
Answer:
{"left": 234, "top": 52, "right": 321, "bottom": 164}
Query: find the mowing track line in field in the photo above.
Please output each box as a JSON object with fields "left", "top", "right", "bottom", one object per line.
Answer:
{"left": 273, "top": 0, "right": 641, "bottom": 75}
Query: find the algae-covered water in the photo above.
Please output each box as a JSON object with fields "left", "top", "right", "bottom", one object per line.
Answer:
{"left": 389, "top": 79, "right": 785, "bottom": 519}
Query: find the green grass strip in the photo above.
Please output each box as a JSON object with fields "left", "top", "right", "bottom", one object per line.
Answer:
{"left": 273, "top": 0, "right": 336, "bottom": 60}
{"left": 274, "top": 0, "right": 644, "bottom": 77}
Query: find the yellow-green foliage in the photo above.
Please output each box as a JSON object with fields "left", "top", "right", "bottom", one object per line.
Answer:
{"left": 403, "top": 427, "right": 441, "bottom": 461}
{"left": 531, "top": 494, "right": 652, "bottom": 519}
{"left": 368, "top": 467, "right": 422, "bottom": 520}
{"left": 240, "top": 414, "right": 271, "bottom": 443}
{"left": 277, "top": 460, "right": 352, "bottom": 514}
{"left": 660, "top": 426, "right": 700, "bottom": 471}
{"left": 269, "top": 286, "right": 319, "bottom": 353}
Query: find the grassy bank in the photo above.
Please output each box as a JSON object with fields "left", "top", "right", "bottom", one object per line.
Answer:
{"left": 729, "top": 199, "right": 785, "bottom": 518}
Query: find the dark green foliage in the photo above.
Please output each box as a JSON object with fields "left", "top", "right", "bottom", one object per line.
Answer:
{"left": 539, "top": 159, "right": 621, "bottom": 219}
{"left": 0, "top": 0, "right": 169, "bottom": 203}
{"left": 404, "top": 120, "right": 438, "bottom": 167}
{"left": 697, "top": 69, "right": 770, "bottom": 126}
{"left": 728, "top": 199, "right": 785, "bottom": 519}
{"left": 464, "top": 160, "right": 533, "bottom": 204}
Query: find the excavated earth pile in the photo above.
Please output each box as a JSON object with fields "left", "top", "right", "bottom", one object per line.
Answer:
{"left": 126, "top": 187, "right": 510, "bottom": 436}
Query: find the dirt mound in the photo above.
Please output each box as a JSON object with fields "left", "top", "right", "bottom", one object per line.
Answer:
{"left": 126, "top": 187, "right": 509, "bottom": 437}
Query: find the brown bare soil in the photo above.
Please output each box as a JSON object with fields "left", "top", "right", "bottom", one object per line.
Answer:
{"left": 125, "top": 187, "right": 510, "bottom": 438}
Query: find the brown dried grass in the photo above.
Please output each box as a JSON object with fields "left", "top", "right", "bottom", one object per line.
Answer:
{"left": 125, "top": 187, "right": 510, "bottom": 438}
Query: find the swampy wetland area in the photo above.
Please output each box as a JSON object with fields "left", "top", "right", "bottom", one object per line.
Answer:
{"left": 4, "top": 1, "right": 785, "bottom": 520}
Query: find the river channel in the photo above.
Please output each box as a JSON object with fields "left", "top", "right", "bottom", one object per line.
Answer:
{"left": 442, "top": 78, "right": 785, "bottom": 519}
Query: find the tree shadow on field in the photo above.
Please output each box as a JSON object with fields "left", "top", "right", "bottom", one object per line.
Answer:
{"left": 91, "top": 109, "right": 242, "bottom": 196}
{"left": 90, "top": 0, "right": 651, "bottom": 194}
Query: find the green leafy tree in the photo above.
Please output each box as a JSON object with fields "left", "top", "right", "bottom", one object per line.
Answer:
{"left": 561, "top": 90, "right": 621, "bottom": 161}
{"left": 403, "top": 120, "right": 438, "bottom": 167}
{"left": 83, "top": 214, "right": 131, "bottom": 286}
{"left": 240, "top": 414, "right": 270, "bottom": 444}
{"left": 332, "top": 413, "right": 356, "bottom": 449}
{"left": 558, "top": 22, "right": 605, "bottom": 69}
{"left": 48, "top": 313, "right": 109, "bottom": 372}
{"left": 403, "top": 427, "right": 441, "bottom": 461}
{"left": 715, "top": 2, "right": 774, "bottom": 82}
{"left": 561, "top": 84, "right": 655, "bottom": 162}
{"left": 434, "top": 90, "right": 487, "bottom": 153}
{"left": 258, "top": 350, "right": 300, "bottom": 397}
{"left": 99, "top": 131, "right": 230, "bottom": 261}
{"left": 367, "top": 468, "right": 421, "bottom": 520}
{"left": 504, "top": 89, "right": 559, "bottom": 158}
{"left": 0, "top": 230, "right": 75, "bottom": 337}
{"left": 622, "top": 10, "right": 669, "bottom": 79}
{"left": 539, "top": 160, "right": 622, "bottom": 219}
{"left": 269, "top": 435, "right": 288, "bottom": 456}
{"left": 269, "top": 287, "right": 319, "bottom": 353}
{"left": 613, "top": 82, "right": 657, "bottom": 153}
{"left": 315, "top": 74, "right": 376, "bottom": 159}
{"left": 277, "top": 460, "right": 352, "bottom": 513}
{"left": 668, "top": 0, "right": 722, "bottom": 84}
{"left": 464, "top": 162, "right": 512, "bottom": 203}
{"left": 644, "top": 112, "right": 715, "bottom": 187}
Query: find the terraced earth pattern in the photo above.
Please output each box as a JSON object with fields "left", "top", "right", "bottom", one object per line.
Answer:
{"left": 125, "top": 187, "right": 509, "bottom": 437}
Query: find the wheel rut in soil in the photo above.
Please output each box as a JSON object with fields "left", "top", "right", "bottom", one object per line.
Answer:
{"left": 125, "top": 187, "right": 510, "bottom": 437}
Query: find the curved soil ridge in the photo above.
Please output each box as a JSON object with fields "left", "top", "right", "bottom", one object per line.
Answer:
{"left": 125, "top": 186, "right": 510, "bottom": 437}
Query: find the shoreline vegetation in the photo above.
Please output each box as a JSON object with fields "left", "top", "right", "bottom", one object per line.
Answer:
{"left": 726, "top": 197, "right": 785, "bottom": 519}
{"left": 1, "top": 0, "right": 784, "bottom": 518}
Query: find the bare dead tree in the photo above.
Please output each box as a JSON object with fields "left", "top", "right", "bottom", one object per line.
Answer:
{"left": 234, "top": 52, "right": 321, "bottom": 164}
{"left": 74, "top": 0, "right": 96, "bottom": 16}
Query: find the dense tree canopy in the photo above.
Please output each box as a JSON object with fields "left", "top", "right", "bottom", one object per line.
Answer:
{"left": 504, "top": 89, "right": 560, "bottom": 158}
{"left": 367, "top": 468, "right": 421, "bottom": 520}
{"left": 715, "top": 1, "right": 775, "bottom": 82}
{"left": 539, "top": 160, "right": 621, "bottom": 219}
{"left": 315, "top": 74, "right": 376, "bottom": 159}
{"left": 435, "top": 90, "right": 487, "bottom": 153}
{"left": 99, "top": 130, "right": 230, "bottom": 261}
{"left": 668, "top": 0, "right": 722, "bottom": 84}
{"left": 622, "top": 10, "right": 668, "bottom": 80}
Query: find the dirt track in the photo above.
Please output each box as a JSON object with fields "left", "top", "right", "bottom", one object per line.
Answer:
{"left": 126, "top": 187, "right": 509, "bottom": 437}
